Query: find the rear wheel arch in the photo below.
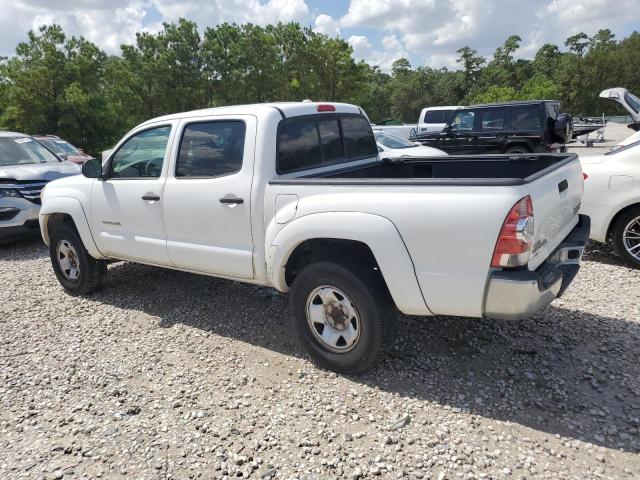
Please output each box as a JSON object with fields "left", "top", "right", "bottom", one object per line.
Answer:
{"left": 503, "top": 143, "right": 532, "bottom": 153}
{"left": 284, "top": 238, "right": 387, "bottom": 289}
{"left": 267, "top": 212, "right": 431, "bottom": 316}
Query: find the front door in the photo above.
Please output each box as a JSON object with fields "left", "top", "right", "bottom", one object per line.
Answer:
{"left": 444, "top": 110, "right": 477, "bottom": 154}
{"left": 90, "top": 124, "right": 174, "bottom": 265}
{"left": 162, "top": 116, "right": 256, "bottom": 279}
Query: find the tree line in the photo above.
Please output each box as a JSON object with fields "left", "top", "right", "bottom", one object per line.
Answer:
{"left": 0, "top": 20, "right": 638, "bottom": 154}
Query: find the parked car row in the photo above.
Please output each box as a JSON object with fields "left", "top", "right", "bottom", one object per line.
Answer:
{"left": 0, "top": 132, "right": 81, "bottom": 241}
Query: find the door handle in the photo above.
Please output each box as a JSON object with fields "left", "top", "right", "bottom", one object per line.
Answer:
{"left": 141, "top": 194, "right": 160, "bottom": 201}
{"left": 219, "top": 197, "right": 244, "bottom": 205}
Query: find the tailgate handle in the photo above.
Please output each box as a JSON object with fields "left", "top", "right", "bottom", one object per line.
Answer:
{"left": 558, "top": 179, "right": 568, "bottom": 193}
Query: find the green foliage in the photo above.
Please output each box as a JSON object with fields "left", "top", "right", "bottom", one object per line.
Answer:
{"left": 0, "top": 22, "right": 639, "bottom": 154}
{"left": 472, "top": 86, "right": 518, "bottom": 103}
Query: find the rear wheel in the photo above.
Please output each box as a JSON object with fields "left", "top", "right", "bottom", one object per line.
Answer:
{"left": 611, "top": 207, "right": 640, "bottom": 269}
{"left": 49, "top": 224, "right": 106, "bottom": 295}
{"left": 289, "top": 261, "right": 397, "bottom": 375}
{"left": 504, "top": 145, "right": 531, "bottom": 154}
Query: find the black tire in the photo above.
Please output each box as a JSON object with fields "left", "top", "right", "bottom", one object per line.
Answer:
{"left": 289, "top": 261, "right": 397, "bottom": 375}
{"left": 49, "top": 223, "right": 106, "bottom": 295}
{"left": 554, "top": 113, "right": 573, "bottom": 143}
{"left": 611, "top": 206, "right": 640, "bottom": 269}
{"left": 504, "top": 145, "right": 531, "bottom": 154}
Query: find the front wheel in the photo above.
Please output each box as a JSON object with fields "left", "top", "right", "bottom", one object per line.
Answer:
{"left": 611, "top": 207, "right": 640, "bottom": 269}
{"left": 49, "top": 224, "right": 106, "bottom": 295}
{"left": 289, "top": 262, "right": 397, "bottom": 375}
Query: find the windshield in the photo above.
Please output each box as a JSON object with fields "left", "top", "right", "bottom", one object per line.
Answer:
{"left": 624, "top": 92, "right": 640, "bottom": 114}
{"left": 0, "top": 137, "right": 60, "bottom": 166}
{"left": 38, "top": 138, "right": 79, "bottom": 156}
{"left": 374, "top": 132, "right": 414, "bottom": 149}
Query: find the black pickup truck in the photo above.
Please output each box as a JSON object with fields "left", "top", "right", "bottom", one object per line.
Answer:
{"left": 416, "top": 100, "right": 572, "bottom": 154}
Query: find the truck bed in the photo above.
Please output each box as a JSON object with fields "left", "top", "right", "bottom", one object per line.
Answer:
{"left": 267, "top": 152, "right": 584, "bottom": 317}
{"left": 271, "top": 154, "right": 577, "bottom": 186}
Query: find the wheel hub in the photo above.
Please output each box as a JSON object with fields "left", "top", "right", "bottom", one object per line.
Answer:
{"left": 306, "top": 286, "right": 361, "bottom": 353}
{"left": 623, "top": 216, "right": 640, "bottom": 261}
{"left": 325, "top": 302, "right": 349, "bottom": 330}
{"left": 56, "top": 240, "right": 81, "bottom": 281}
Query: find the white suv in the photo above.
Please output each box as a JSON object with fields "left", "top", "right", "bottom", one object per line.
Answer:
{"left": 417, "top": 106, "right": 463, "bottom": 133}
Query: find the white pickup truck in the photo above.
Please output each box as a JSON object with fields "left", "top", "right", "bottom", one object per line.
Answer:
{"left": 40, "top": 102, "right": 589, "bottom": 374}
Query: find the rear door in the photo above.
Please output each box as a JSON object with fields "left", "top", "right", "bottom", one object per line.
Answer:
{"left": 508, "top": 104, "right": 544, "bottom": 150}
{"left": 162, "top": 115, "right": 256, "bottom": 278}
{"left": 476, "top": 107, "right": 509, "bottom": 153}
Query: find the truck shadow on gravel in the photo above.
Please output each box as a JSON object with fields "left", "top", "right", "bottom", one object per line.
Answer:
{"left": 92, "top": 259, "right": 640, "bottom": 454}
{"left": 583, "top": 241, "right": 627, "bottom": 267}
{"left": 0, "top": 236, "right": 48, "bottom": 262}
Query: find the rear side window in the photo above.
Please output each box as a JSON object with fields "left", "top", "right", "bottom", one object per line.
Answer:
{"left": 277, "top": 119, "right": 322, "bottom": 173}
{"left": 341, "top": 116, "right": 377, "bottom": 159}
{"left": 423, "top": 110, "right": 449, "bottom": 124}
{"left": 479, "top": 109, "right": 505, "bottom": 130}
{"left": 510, "top": 106, "right": 543, "bottom": 130}
{"left": 317, "top": 118, "right": 345, "bottom": 162}
{"left": 176, "top": 121, "right": 245, "bottom": 178}
{"left": 277, "top": 114, "right": 376, "bottom": 174}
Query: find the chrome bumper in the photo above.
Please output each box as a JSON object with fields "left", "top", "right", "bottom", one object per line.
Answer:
{"left": 483, "top": 215, "right": 590, "bottom": 320}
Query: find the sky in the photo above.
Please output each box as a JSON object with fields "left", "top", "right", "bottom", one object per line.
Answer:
{"left": 1, "top": 0, "right": 639, "bottom": 72}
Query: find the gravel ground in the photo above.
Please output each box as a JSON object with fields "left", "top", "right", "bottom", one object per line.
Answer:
{"left": 1, "top": 238, "right": 639, "bottom": 480}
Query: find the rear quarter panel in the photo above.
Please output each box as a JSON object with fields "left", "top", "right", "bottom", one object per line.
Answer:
{"left": 265, "top": 183, "right": 527, "bottom": 318}
{"left": 581, "top": 152, "right": 640, "bottom": 242}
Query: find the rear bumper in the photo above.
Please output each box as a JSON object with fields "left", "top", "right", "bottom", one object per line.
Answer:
{"left": 483, "top": 215, "right": 590, "bottom": 320}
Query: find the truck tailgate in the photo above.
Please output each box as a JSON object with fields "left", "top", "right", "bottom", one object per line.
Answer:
{"left": 526, "top": 157, "right": 584, "bottom": 271}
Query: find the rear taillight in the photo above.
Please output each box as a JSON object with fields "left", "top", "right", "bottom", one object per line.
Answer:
{"left": 583, "top": 173, "right": 588, "bottom": 180}
{"left": 317, "top": 104, "right": 336, "bottom": 112}
{"left": 491, "top": 195, "right": 534, "bottom": 268}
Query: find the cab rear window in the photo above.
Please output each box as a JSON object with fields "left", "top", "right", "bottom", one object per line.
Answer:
{"left": 277, "top": 114, "right": 377, "bottom": 174}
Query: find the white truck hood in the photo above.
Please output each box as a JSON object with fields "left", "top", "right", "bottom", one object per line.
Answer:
{"left": 0, "top": 161, "right": 81, "bottom": 182}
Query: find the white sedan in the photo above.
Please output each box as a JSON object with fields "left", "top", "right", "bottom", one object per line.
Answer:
{"left": 581, "top": 138, "right": 640, "bottom": 268}
{"left": 375, "top": 131, "right": 446, "bottom": 160}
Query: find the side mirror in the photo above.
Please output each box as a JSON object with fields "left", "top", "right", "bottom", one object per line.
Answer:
{"left": 81, "top": 158, "right": 103, "bottom": 179}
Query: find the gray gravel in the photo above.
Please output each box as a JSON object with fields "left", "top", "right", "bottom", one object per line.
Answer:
{"left": 1, "top": 238, "right": 639, "bottom": 479}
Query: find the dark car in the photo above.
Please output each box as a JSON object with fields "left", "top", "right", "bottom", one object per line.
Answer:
{"left": 33, "top": 135, "right": 93, "bottom": 163}
{"left": 416, "top": 100, "right": 572, "bottom": 154}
